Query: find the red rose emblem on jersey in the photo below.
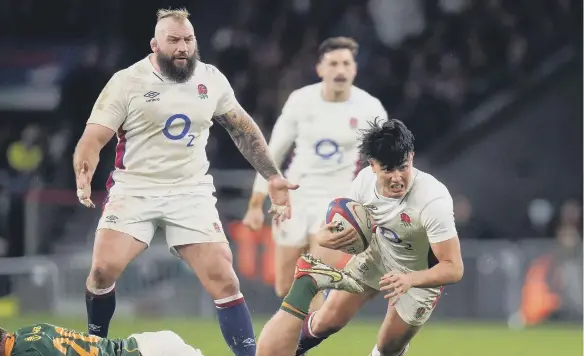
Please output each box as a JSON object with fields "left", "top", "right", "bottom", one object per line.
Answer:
{"left": 198, "top": 84, "right": 208, "bottom": 99}
{"left": 400, "top": 213, "right": 411, "bottom": 226}
{"left": 349, "top": 117, "right": 358, "bottom": 129}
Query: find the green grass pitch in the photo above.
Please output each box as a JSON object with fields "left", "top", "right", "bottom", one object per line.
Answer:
{"left": 2, "top": 316, "right": 581, "bottom": 355}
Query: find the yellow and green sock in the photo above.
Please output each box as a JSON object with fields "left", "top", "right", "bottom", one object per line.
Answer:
{"left": 280, "top": 276, "right": 318, "bottom": 320}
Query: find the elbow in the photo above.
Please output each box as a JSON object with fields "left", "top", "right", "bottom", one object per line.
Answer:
{"left": 452, "top": 261, "right": 464, "bottom": 283}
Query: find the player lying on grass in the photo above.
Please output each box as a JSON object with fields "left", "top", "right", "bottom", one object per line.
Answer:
{"left": 257, "top": 119, "right": 464, "bottom": 356}
{"left": 0, "top": 323, "right": 204, "bottom": 356}
{"left": 0, "top": 256, "right": 360, "bottom": 356}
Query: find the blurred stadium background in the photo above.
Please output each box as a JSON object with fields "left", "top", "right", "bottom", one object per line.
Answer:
{"left": 0, "top": 0, "right": 582, "bottom": 355}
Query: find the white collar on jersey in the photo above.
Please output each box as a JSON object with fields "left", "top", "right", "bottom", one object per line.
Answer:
{"left": 144, "top": 55, "right": 165, "bottom": 82}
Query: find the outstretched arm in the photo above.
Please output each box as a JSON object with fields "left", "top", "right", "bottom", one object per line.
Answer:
{"left": 247, "top": 93, "right": 298, "bottom": 210}
{"left": 213, "top": 106, "right": 281, "bottom": 181}
{"left": 211, "top": 64, "right": 298, "bottom": 219}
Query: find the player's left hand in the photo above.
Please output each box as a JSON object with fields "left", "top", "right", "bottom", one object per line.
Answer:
{"left": 379, "top": 272, "right": 414, "bottom": 306}
{"left": 266, "top": 175, "right": 299, "bottom": 221}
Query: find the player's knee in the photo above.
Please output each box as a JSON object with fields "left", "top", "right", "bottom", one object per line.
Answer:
{"left": 216, "top": 276, "right": 240, "bottom": 297}
{"left": 87, "top": 264, "right": 118, "bottom": 289}
{"left": 310, "top": 310, "right": 348, "bottom": 336}
{"left": 203, "top": 265, "right": 240, "bottom": 298}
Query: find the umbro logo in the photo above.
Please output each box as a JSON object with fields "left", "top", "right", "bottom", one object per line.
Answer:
{"left": 144, "top": 91, "right": 159, "bottom": 98}
{"left": 242, "top": 338, "right": 256, "bottom": 347}
{"left": 88, "top": 324, "right": 101, "bottom": 332}
{"left": 144, "top": 91, "right": 160, "bottom": 102}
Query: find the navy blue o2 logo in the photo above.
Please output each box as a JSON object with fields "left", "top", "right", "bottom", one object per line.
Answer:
{"left": 379, "top": 227, "right": 413, "bottom": 251}
{"left": 314, "top": 139, "right": 342, "bottom": 163}
{"left": 163, "top": 114, "right": 195, "bottom": 147}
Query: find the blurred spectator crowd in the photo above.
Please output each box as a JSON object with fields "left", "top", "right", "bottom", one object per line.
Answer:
{"left": 206, "top": 0, "right": 580, "bottom": 155}
{"left": 0, "top": 0, "right": 581, "bottom": 255}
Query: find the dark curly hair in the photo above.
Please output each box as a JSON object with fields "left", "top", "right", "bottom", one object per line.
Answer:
{"left": 358, "top": 118, "right": 415, "bottom": 170}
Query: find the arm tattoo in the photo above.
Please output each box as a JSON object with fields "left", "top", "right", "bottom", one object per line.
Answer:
{"left": 214, "top": 109, "right": 280, "bottom": 180}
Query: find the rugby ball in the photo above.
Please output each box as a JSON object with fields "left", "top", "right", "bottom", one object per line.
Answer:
{"left": 325, "top": 198, "right": 373, "bottom": 255}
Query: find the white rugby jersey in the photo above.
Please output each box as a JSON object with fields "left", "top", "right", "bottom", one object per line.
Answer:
{"left": 349, "top": 168, "right": 458, "bottom": 272}
{"left": 87, "top": 56, "right": 238, "bottom": 196}
{"left": 252, "top": 83, "right": 387, "bottom": 201}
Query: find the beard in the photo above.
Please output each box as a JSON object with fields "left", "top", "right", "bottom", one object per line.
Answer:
{"left": 156, "top": 50, "right": 199, "bottom": 83}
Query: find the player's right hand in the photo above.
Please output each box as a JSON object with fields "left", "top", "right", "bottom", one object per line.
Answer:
{"left": 266, "top": 175, "right": 299, "bottom": 221}
{"left": 242, "top": 207, "right": 264, "bottom": 231}
{"left": 315, "top": 222, "right": 358, "bottom": 250}
{"left": 76, "top": 160, "right": 95, "bottom": 208}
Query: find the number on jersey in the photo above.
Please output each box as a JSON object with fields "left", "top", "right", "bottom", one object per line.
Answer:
{"left": 52, "top": 327, "right": 100, "bottom": 356}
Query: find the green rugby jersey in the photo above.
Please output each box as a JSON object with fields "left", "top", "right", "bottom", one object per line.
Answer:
{"left": 5, "top": 323, "right": 140, "bottom": 356}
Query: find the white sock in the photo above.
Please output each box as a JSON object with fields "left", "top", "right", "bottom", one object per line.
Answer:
{"left": 214, "top": 293, "right": 244, "bottom": 309}
{"left": 87, "top": 283, "right": 115, "bottom": 295}
{"left": 306, "top": 311, "right": 318, "bottom": 337}
{"left": 370, "top": 345, "right": 381, "bottom": 356}
{"left": 370, "top": 343, "right": 410, "bottom": 356}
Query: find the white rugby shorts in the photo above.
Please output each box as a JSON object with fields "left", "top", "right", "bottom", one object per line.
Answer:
{"left": 344, "top": 242, "right": 443, "bottom": 326}
{"left": 97, "top": 184, "right": 227, "bottom": 250}
{"left": 272, "top": 198, "right": 330, "bottom": 247}
{"left": 130, "top": 331, "right": 204, "bottom": 356}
